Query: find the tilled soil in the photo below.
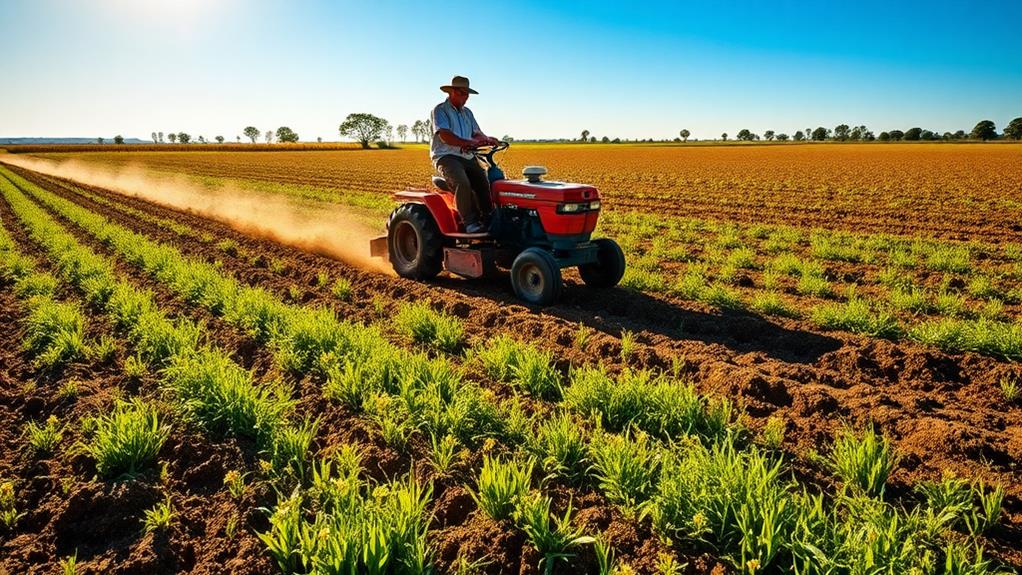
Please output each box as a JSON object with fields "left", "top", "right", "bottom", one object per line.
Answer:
{"left": 2, "top": 165, "right": 1021, "bottom": 572}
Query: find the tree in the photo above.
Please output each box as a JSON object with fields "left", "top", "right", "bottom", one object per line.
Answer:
{"left": 921, "top": 129, "right": 937, "bottom": 141}
{"left": 114, "top": 135, "right": 124, "bottom": 145}
{"left": 763, "top": 130, "right": 775, "bottom": 141}
{"left": 158, "top": 131, "right": 164, "bottom": 143}
{"left": 737, "top": 129, "right": 753, "bottom": 141}
{"left": 411, "top": 120, "right": 424, "bottom": 143}
{"left": 151, "top": 132, "right": 157, "bottom": 144}
{"left": 339, "top": 113, "right": 388, "bottom": 149}
{"left": 834, "top": 124, "right": 850, "bottom": 141}
{"left": 243, "top": 126, "right": 260, "bottom": 143}
{"left": 904, "top": 127, "right": 922, "bottom": 141}
{"left": 216, "top": 135, "right": 225, "bottom": 144}
{"left": 811, "top": 127, "right": 830, "bottom": 141}
{"left": 177, "top": 132, "right": 191, "bottom": 144}
{"left": 953, "top": 130, "right": 966, "bottom": 140}
{"left": 793, "top": 131, "right": 805, "bottom": 142}
{"left": 264, "top": 130, "right": 273, "bottom": 143}
{"left": 721, "top": 132, "right": 728, "bottom": 141}
{"left": 385, "top": 123, "right": 394, "bottom": 146}
{"left": 601, "top": 136, "right": 610, "bottom": 143}
{"left": 888, "top": 130, "right": 904, "bottom": 141}
{"left": 276, "top": 126, "right": 299, "bottom": 143}
{"left": 197, "top": 136, "right": 206, "bottom": 144}
{"left": 236, "top": 136, "right": 241, "bottom": 143}
{"left": 1003, "top": 117, "right": 1022, "bottom": 140}
{"left": 878, "top": 131, "right": 890, "bottom": 141}
{"left": 581, "top": 129, "right": 590, "bottom": 142}
{"left": 680, "top": 129, "right": 690, "bottom": 142}
{"left": 970, "top": 120, "right": 997, "bottom": 141}
{"left": 97, "top": 137, "right": 104, "bottom": 145}
{"left": 168, "top": 133, "right": 177, "bottom": 144}
{"left": 776, "top": 133, "right": 789, "bottom": 141}
{"left": 863, "top": 131, "right": 876, "bottom": 141}
{"left": 397, "top": 124, "right": 408, "bottom": 142}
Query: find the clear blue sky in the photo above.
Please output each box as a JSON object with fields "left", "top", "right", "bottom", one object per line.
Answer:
{"left": 2, "top": 0, "right": 1019, "bottom": 141}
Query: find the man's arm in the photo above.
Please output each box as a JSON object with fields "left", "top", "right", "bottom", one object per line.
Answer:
{"left": 469, "top": 110, "right": 499, "bottom": 146}
{"left": 437, "top": 128, "right": 483, "bottom": 149}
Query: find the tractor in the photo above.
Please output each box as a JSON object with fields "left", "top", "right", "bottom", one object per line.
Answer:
{"left": 369, "top": 142, "right": 625, "bottom": 305}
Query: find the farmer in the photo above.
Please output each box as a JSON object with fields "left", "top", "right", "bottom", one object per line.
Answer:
{"left": 431, "top": 75, "right": 500, "bottom": 234}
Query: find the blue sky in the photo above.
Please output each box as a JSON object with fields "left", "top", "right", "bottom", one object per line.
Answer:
{"left": 1, "top": 0, "right": 1019, "bottom": 141}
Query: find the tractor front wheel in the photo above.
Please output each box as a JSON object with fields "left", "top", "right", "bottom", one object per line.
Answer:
{"left": 388, "top": 203, "right": 443, "bottom": 279}
{"left": 510, "top": 248, "right": 562, "bottom": 305}
{"left": 579, "top": 238, "right": 626, "bottom": 288}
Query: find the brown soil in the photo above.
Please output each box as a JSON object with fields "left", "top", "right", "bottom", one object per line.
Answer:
{"left": 2, "top": 165, "right": 1021, "bottom": 572}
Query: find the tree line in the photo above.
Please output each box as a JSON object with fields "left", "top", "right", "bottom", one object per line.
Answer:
{"left": 691, "top": 118, "right": 1020, "bottom": 143}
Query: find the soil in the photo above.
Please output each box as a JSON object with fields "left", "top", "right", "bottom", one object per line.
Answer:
{"left": 1, "top": 165, "right": 1020, "bottom": 573}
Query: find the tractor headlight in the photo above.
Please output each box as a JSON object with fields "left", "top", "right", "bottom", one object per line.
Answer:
{"left": 557, "top": 202, "right": 599, "bottom": 214}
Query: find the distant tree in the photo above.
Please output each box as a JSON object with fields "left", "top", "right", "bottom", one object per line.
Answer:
{"left": 177, "top": 132, "right": 191, "bottom": 144}
{"left": 737, "top": 129, "right": 753, "bottom": 141}
{"left": 680, "top": 129, "right": 690, "bottom": 142}
{"left": 793, "top": 131, "right": 805, "bottom": 141}
{"left": 612, "top": 137, "right": 621, "bottom": 143}
{"left": 197, "top": 136, "right": 207, "bottom": 144}
{"left": 833, "top": 124, "right": 850, "bottom": 141}
{"left": 411, "top": 120, "right": 424, "bottom": 143}
{"left": 157, "top": 131, "right": 165, "bottom": 143}
{"left": 276, "top": 126, "right": 299, "bottom": 143}
{"left": 317, "top": 137, "right": 322, "bottom": 143}
{"left": 721, "top": 132, "right": 728, "bottom": 141}
{"left": 776, "top": 133, "right": 789, "bottom": 141}
{"left": 970, "top": 120, "right": 997, "bottom": 141}
{"left": 397, "top": 124, "right": 408, "bottom": 142}
{"left": 264, "top": 130, "right": 274, "bottom": 143}
{"left": 385, "top": 123, "right": 394, "bottom": 145}
{"left": 97, "top": 137, "right": 104, "bottom": 145}
{"left": 953, "top": 130, "right": 966, "bottom": 140}
{"left": 921, "top": 129, "right": 937, "bottom": 141}
{"left": 504, "top": 135, "right": 514, "bottom": 142}
{"left": 878, "top": 131, "right": 891, "bottom": 141}
{"left": 243, "top": 126, "right": 260, "bottom": 143}
{"left": 151, "top": 132, "right": 157, "bottom": 143}
{"left": 601, "top": 136, "right": 610, "bottom": 143}
{"left": 114, "top": 135, "right": 124, "bottom": 145}
{"left": 863, "top": 131, "right": 875, "bottom": 141}
{"left": 811, "top": 127, "right": 830, "bottom": 141}
{"left": 339, "top": 113, "right": 388, "bottom": 149}
{"left": 942, "top": 132, "right": 953, "bottom": 140}
{"left": 236, "top": 136, "right": 241, "bottom": 143}
{"left": 1003, "top": 117, "right": 1022, "bottom": 140}
{"left": 904, "top": 127, "right": 922, "bottom": 141}
{"left": 849, "top": 125, "right": 865, "bottom": 140}
{"left": 888, "top": 130, "right": 904, "bottom": 141}
{"left": 216, "top": 135, "right": 225, "bottom": 144}
{"left": 581, "top": 129, "right": 590, "bottom": 142}
{"left": 167, "top": 133, "right": 177, "bottom": 144}
{"left": 763, "top": 130, "right": 775, "bottom": 141}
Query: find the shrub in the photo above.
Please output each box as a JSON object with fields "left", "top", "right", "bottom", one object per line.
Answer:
{"left": 86, "top": 399, "right": 169, "bottom": 479}
{"left": 470, "top": 455, "right": 533, "bottom": 521}
{"left": 395, "top": 302, "right": 465, "bottom": 353}
{"left": 828, "top": 426, "right": 898, "bottom": 497}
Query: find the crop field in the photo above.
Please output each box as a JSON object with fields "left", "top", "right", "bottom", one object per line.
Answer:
{"left": 0, "top": 143, "right": 1020, "bottom": 575}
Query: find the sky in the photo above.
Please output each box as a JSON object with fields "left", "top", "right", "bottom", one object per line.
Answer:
{"left": 1, "top": 0, "right": 1020, "bottom": 141}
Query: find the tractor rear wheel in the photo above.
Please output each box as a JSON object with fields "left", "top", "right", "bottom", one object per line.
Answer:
{"left": 510, "top": 248, "right": 562, "bottom": 305}
{"left": 579, "top": 238, "right": 626, "bottom": 288}
{"left": 388, "top": 203, "right": 443, "bottom": 279}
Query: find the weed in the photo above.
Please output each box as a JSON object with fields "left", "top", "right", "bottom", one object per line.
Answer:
{"left": 760, "top": 270, "right": 783, "bottom": 291}
{"left": 574, "top": 322, "right": 594, "bottom": 349}
{"left": 474, "top": 335, "right": 561, "bottom": 399}
{"left": 86, "top": 399, "right": 169, "bottom": 479}
{"left": 916, "top": 475, "right": 972, "bottom": 526}
{"left": 965, "top": 481, "right": 1004, "bottom": 535}
{"left": 976, "top": 299, "right": 1005, "bottom": 321}
{"left": 287, "top": 284, "right": 303, "bottom": 301}
{"left": 767, "top": 253, "right": 802, "bottom": 276}
{"left": 470, "top": 455, "right": 533, "bottom": 521}
{"left": 829, "top": 426, "right": 898, "bottom": 497}
{"left": 726, "top": 247, "right": 757, "bottom": 270}
{"left": 216, "top": 238, "right": 239, "bottom": 255}
{"left": 268, "top": 419, "right": 318, "bottom": 481}
{"left": 223, "top": 470, "right": 246, "bottom": 498}
{"left": 514, "top": 493, "right": 594, "bottom": 573}
{"left": 796, "top": 274, "right": 832, "bottom": 298}
{"left": 14, "top": 272, "right": 57, "bottom": 298}
{"left": 86, "top": 335, "right": 118, "bottom": 364}
{"left": 701, "top": 283, "right": 743, "bottom": 310}
{"left": 315, "top": 270, "right": 331, "bottom": 287}
{"left": 429, "top": 433, "right": 460, "bottom": 475}
{"left": 934, "top": 289, "right": 967, "bottom": 317}
{"left": 812, "top": 298, "right": 903, "bottom": 339}
{"left": 594, "top": 535, "right": 618, "bottom": 575}
{"left": 925, "top": 245, "right": 971, "bottom": 274}
{"left": 370, "top": 396, "right": 416, "bottom": 450}
{"left": 141, "top": 497, "right": 174, "bottom": 534}
{"left": 888, "top": 286, "right": 931, "bottom": 314}
{"left": 268, "top": 258, "right": 287, "bottom": 274}
{"left": 967, "top": 276, "right": 1001, "bottom": 300}
{"left": 25, "top": 299, "right": 87, "bottom": 369}
{"left": 620, "top": 329, "right": 636, "bottom": 362}
{"left": 56, "top": 379, "right": 80, "bottom": 401}
{"left": 123, "top": 354, "right": 148, "bottom": 380}
{"left": 750, "top": 291, "right": 798, "bottom": 318}
{"left": 24, "top": 415, "right": 63, "bottom": 455}
{"left": 395, "top": 301, "right": 465, "bottom": 353}
{"left": 588, "top": 431, "right": 660, "bottom": 512}
{"left": 760, "top": 416, "right": 785, "bottom": 449}
{"left": 1000, "top": 375, "right": 1019, "bottom": 403}
{"left": 530, "top": 412, "right": 588, "bottom": 482}
{"left": 59, "top": 551, "right": 78, "bottom": 575}
{"left": 910, "top": 318, "right": 1022, "bottom": 361}
{"left": 0, "top": 480, "right": 24, "bottom": 530}
{"left": 331, "top": 277, "right": 353, "bottom": 301}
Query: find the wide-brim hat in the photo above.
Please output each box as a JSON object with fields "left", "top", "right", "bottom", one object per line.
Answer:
{"left": 440, "top": 75, "right": 478, "bottom": 94}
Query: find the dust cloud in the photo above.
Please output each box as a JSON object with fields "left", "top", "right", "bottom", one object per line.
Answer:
{"left": 0, "top": 154, "right": 393, "bottom": 274}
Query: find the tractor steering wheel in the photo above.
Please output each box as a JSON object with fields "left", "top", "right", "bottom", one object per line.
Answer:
{"left": 471, "top": 141, "right": 509, "bottom": 164}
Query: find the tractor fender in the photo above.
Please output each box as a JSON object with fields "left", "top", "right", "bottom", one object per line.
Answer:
{"left": 393, "top": 191, "right": 460, "bottom": 235}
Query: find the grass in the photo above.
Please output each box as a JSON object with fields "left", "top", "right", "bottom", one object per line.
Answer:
{"left": 24, "top": 299, "right": 87, "bottom": 369}
{"left": 330, "top": 277, "right": 353, "bottom": 301}
{"left": 86, "top": 399, "right": 170, "bottom": 479}
{"left": 1000, "top": 375, "right": 1019, "bottom": 403}
{"left": 750, "top": 291, "right": 798, "bottom": 318}
{"left": 828, "top": 426, "right": 898, "bottom": 498}
{"left": 588, "top": 431, "right": 661, "bottom": 512}
{"left": 811, "top": 298, "right": 903, "bottom": 339}
{"left": 514, "top": 493, "right": 594, "bottom": 574}
{"left": 24, "top": 415, "right": 63, "bottom": 455}
{"left": 141, "top": 497, "right": 174, "bottom": 534}
{"left": 529, "top": 412, "right": 588, "bottom": 482}
{"left": 909, "top": 317, "right": 1022, "bottom": 360}
{"left": 0, "top": 479, "right": 24, "bottom": 530}
{"left": 470, "top": 455, "right": 534, "bottom": 521}
{"left": 760, "top": 416, "right": 785, "bottom": 449}
{"left": 796, "top": 273, "right": 832, "bottom": 298}
{"left": 472, "top": 335, "right": 562, "bottom": 399}
{"left": 395, "top": 301, "right": 465, "bottom": 353}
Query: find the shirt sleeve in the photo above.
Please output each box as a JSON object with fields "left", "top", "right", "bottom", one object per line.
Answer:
{"left": 431, "top": 104, "right": 450, "bottom": 133}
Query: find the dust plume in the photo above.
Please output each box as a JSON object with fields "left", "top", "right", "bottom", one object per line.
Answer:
{"left": 0, "top": 154, "right": 393, "bottom": 274}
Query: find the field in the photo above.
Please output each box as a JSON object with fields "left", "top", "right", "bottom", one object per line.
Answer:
{"left": 0, "top": 143, "right": 1020, "bottom": 575}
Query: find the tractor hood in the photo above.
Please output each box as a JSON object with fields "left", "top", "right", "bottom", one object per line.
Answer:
{"left": 492, "top": 179, "right": 600, "bottom": 204}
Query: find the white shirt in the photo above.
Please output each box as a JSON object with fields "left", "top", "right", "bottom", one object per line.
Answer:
{"left": 430, "top": 99, "right": 481, "bottom": 164}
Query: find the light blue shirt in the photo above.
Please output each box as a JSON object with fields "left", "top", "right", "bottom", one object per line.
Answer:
{"left": 430, "top": 99, "right": 481, "bottom": 164}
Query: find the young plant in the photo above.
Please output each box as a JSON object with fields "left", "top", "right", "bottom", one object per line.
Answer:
{"left": 573, "top": 322, "right": 593, "bottom": 350}
{"left": 588, "top": 431, "right": 660, "bottom": 512}
{"left": 470, "top": 455, "right": 534, "bottom": 521}
{"left": 1000, "top": 375, "right": 1020, "bottom": 403}
{"left": 331, "top": 277, "right": 353, "bottom": 301}
{"left": 59, "top": 551, "right": 79, "bottom": 575}
{"left": 619, "top": 329, "right": 636, "bottom": 362}
{"left": 514, "top": 493, "right": 594, "bottom": 574}
{"left": 829, "top": 425, "right": 898, "bottom": 498}
{"left": 965, "top": 481, "right": 1004, "bottom": 535}
{"left": 0, "top": 479, "right": 24, "bottom": 530}
{"left": 86, "top": 399, "right": 169, "bottom": 479}
{"left": 25, "top": 299, "right": 87, "bottom": 369}
{"left": 429, "top": 433, "right": 460, "bottom": 475}
{"left": 223, "top": 470, "right": 246, "bottom": 499}
{"left": 141, "top": 497, "right": 174, "bottom": 534}
{"left": 56, "top": 379, "right": 80, "bottom": 401}
{"left": 530, "top": 412, "right": 588, "bottom": 482}
{"left": 395, "top": 301, "right": 465, "bottom": 353}
{"left": 760, "top": 416, "right": 785, "bottom": 449}
{"left": 24, "top": 415, "right": 63, "bottom": 455}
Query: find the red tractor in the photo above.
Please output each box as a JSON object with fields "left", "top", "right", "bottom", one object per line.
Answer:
{"left": 369, "top": 142, "right": 625, "bottom": 305}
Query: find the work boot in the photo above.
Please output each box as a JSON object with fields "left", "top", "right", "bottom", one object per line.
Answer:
{"left": 465, "top": 222, "right": 486, "bottom": 234}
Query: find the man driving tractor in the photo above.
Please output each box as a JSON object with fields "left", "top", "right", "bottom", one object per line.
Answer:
{"left": 430, "top": 75, "right": 500, "bottom": 234}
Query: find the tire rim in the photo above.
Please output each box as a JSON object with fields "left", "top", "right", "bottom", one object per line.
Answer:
{"left": 516, "top": 262, "right": 545, "bottom": 299}
{"left": 393, "top": 221, "right": 419, "bottom": 267}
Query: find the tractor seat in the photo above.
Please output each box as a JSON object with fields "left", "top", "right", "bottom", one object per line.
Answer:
{"left": 431, "top": 175, "right": 451, "bottom": 192}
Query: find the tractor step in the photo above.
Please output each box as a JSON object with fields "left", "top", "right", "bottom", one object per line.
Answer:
{"left": 369, "top": 235, "right": 388, "bottom": 259}
{"left": 446, "top": 232, "right": 491, "bottom": 239}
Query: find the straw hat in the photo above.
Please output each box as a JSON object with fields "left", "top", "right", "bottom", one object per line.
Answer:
{"left": 440, "top": 75, "right": 478, "bottom": 94}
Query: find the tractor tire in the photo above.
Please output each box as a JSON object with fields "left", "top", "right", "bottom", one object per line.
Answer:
{"left": 510, "top": 248, "right": 562, "bottom": 306}
{"left": 387, "top": 203, "right": 443, "bottom": 280}
{"left": 579, "top": 238, "right": 626, "bottom": 288}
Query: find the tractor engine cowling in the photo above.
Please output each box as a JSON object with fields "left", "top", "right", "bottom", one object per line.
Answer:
{"left": 491, "top": 177, "right": 601, "bottom": 237}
